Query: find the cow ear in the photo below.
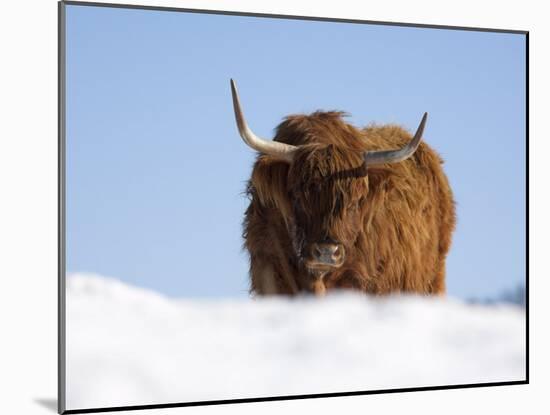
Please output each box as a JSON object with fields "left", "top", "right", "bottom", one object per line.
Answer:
{"left": 364, "top": 165, "right": 391, "bottom": 186}
{"left": 251, "top": 160, "right": 292, "bottom": 218}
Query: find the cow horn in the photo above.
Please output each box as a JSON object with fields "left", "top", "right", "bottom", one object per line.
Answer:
{"left": 363, "top": 113, "right": 428, "bottom": 166}
{"left": 230, "top": 79, "right": 298, "bottom": 162}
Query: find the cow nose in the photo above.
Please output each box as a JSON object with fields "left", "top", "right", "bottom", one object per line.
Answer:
{"left": 310, "top": 242, "right": 345, "bottom": 265}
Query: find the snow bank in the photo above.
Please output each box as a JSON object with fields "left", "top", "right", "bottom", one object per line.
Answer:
{"left": 66, "top": 273, "right": 526, "bottom": 410}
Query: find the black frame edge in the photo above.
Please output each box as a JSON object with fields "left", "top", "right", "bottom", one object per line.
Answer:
{"left": 58, "top": 1, "right": 67, "bottom": 414}
{"left": 62, "top": 0, "right": 528, "bottom": 35}
{"left": 62, "top": 381, "right": 528, "bottom": 414}
{"left": 525, "top": 31, "right": 530, "bottom": 384}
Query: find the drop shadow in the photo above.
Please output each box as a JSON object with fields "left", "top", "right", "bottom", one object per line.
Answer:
{"left": 34, "top": 398, "right": 57, "bottom": 412}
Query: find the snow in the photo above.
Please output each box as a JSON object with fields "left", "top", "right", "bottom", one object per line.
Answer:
{"left": 66, "top": 273, "right": 526, "bottom": 410}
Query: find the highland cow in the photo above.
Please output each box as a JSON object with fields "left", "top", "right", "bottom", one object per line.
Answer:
{"left": 231, "top": 79, "right": 456, "bottom": 296}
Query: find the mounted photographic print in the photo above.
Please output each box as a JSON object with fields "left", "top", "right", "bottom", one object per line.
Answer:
{"left": 58, "top": 1, "right": 528, "bottom": 413}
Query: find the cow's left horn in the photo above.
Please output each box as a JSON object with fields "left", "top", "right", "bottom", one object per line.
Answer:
{"left": 230, "top": 79, "right": 298, "bottom": 163}
{"left": 363, "top": 112, "right": 428, "bottom": 166}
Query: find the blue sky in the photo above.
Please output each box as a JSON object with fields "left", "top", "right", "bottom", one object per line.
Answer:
{"left": 65, "top": 4, "right": 526, "bottom": 299}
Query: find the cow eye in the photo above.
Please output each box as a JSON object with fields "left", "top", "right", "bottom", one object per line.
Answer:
{"left": 349, "top": 200, "right": 361, "bottom": 211}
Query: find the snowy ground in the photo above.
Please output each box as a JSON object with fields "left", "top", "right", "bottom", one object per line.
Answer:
{"left": 65, "top": 273, "right": 526, "bottom": 411}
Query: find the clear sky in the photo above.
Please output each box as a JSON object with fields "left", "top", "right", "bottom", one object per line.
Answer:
{"left": 65, "top": 4, "right": 526, "bottom": 300}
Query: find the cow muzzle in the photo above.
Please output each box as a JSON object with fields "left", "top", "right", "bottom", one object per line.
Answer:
{"left": 304, "top": 241, "right": 345, "bottom": 272}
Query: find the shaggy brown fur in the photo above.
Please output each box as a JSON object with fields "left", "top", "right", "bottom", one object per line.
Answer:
{"left": 243, "top": 111, "right": 456, "bottom": 296}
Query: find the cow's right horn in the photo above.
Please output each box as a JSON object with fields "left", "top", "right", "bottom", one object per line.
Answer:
{"left": 363, "top": 113, "right": 428, "bottom": 166}
{"left": 230, "top": 79, "right": 298, "bottom": 163}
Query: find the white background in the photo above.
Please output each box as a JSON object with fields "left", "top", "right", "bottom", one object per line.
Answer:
{"left": 0, "top": 0, "right": 542, "bottom": 414}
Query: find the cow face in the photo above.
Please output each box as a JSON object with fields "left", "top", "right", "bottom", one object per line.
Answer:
{"left": 286, "top": 145, "right": 368, "bottom": 280}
